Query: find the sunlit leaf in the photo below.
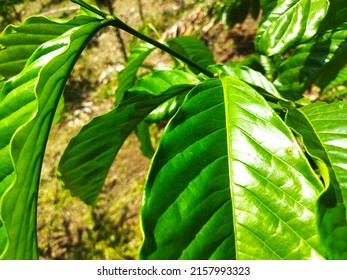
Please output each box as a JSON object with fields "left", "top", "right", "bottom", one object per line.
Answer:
{"left": 256, "top": 0, "right": 329, "bottom": 56}
{"left": 274, "top": 23, "right": 347, "bottom": 98}
{"left": 221, "top": 76, "right": 325, "bottom": 259}
{"left": 286, "top": 101, "right": 347, "bottom": 259}
{"left": 209, "top": 63, "right": 285, "bottom": 100}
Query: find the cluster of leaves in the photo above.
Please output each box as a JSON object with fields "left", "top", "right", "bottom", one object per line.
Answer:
{"left": 0, "top": 0, "right": 347, "bottom": 259}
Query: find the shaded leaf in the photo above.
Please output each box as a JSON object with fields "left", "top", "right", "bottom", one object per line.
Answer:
{"left": 274, "top": 23, "right": 347, "bottom": 98}
{"left": 321, "top": 65, "right": 347, "bottom": 96}
{"left": 58, "top": 85, "right": 193, "bottom": 205}
{"left": 222, "top": 0, "right": 250, "bottom": 28}
{"left": 131, "top": 69, "right": 199, "bottom": 157}
{"left": 135, "top": 121, "right": 155, "bottom": 158}
{"left": 140, "top": 79, "right": 235, "bottom": 260}
{"left": 318, "top": 0, "right": 347, "bottom": 33}
{"left": 221, "top": 76, "right": 324, "bottom": 259}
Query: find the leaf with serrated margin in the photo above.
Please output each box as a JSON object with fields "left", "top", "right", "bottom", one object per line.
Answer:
{"left": 58, "top": 85, "right": 193, "bottom": 205}
{"left": 221, "top": 76, "right": 324, "bottom": 259}
{"left": 0, "top": 15, "right": 93, "bottom": 90}
{"left": 0, "top": 16, "right": 111, "bottom": 260}
{"left": 140, "top": 79, "right": 235, "bottom": 260}
{"left": 256, "top": 0, "right": 329, "bottom": 56}
{"left": 286, "top": 101, "right": 347, "bottom": 259}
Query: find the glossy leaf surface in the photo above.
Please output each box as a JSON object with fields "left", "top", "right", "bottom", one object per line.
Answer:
{"left": 209, "top": 64, "right": 285, "bottom": 100}
{"left": 0, "top": 15, "right": 109, "bottom": 259}
{"left": 256, "top": 0, "right": 329, "bottom": 56}
{"left": 140, "top": 79, "right": 235, "bottom": 260}
{"left": 221, "top": 76, "right": 324, "bottom": 259}
{"left": 286, "top": 101, "right": 347, "bottom": 259}
{"left": 132, "top": 70, "right": 199, "bottom": 122}
{"left": 0, "top": 15, "right": 93, "bottom": 90}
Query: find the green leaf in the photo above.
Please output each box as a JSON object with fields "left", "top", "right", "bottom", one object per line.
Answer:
{"left": 0, "top": 15, "right": 110, "bottom": 259}
{"left": 318, "top": 0, "right": 347, "bottom": 33}
{"left": 285, "top": 101, "right": 347, "bottom": 259}
{"left": 221, "top": 76, "right": 325, "bottom": 259}
{"left": 0, "top": 15, "right": 94, "bottom": 90}
{"left": 131, "top": 69, "right": 199, "bottom": 122}
{"left": 115, "top": 43, "right": 155, "bottom": 104}
{"left": 274, "top": 23, "right": 347, "bottom": 97}
{"left": 167, "top": 36, "right": 215, "bottom": 74}
{"left": 52, "top": 95, "right": 65, "bottom": 125}
{"left": 140, "top": 79, "right": 235, "bottom": 260}
{"left": 256, "top": 0, "right": 329, "bottom": 56}
{"left": 222, "top": 0, "right": 250, "bottom": 28}
{"left": 209, "top": 63, "right": 285, "bottom": 100}
{"left": 129, "top": 69, "right": 199, "bottom": 94}
{"left": 321, "top": 65, "right": 347, "bottom": 96}
{"left": 135, "top": 121, "right": 155, "bottom": 158}
{"left": 131, "top": 69, "right": 199, "bottom": 157}
{"left": 58, "top": 85, "right": 193, "bottom": 205}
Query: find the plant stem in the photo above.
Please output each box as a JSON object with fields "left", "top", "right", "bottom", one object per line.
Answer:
{"left": 71, "top": 0, "right": 109, "bottom": 18}
{"left": 111, "top": 17, "right": 214, "bottom": 78}
{"left": 71, "top": 0, "right": 214, "bottom": 78}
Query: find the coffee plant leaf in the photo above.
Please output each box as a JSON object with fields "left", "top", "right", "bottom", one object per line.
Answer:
{"left": 285, "top": 101, "right": 347, "bottom": 259}
{"left": 115, "top": 43, "right": 155, "bottom": 105}
{"left": 0, "top": 15, "right": 97, "bottom": 90}
{"left": 167, "top": 36, "right": 215, "bottom": 74}
{"left": 58, "top": 85, "right": 194, "bottom": 205}
{"left": 274, "top": 22, "right": 347, "bottom": 97}
{"left": 221, "top": 76, "right": 325, "bottom": 259}
{"left": 140, "top": 79, "right": 235, "bottom": 260}
{"left": 256, "top": 0, "right": 329, "bottom": 56}
{"left": 209, "top": 63, "right": 285, "bottom": 100}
